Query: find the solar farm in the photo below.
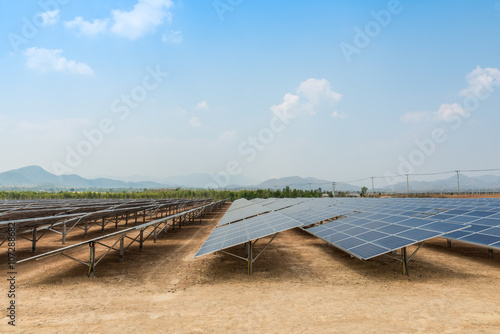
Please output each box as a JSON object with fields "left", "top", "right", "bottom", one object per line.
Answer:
{"left": 195, "top": 197, "right": 500, "bottom": 275}
{"left": 2, "top": 196, "right": 500, "bottom": 332}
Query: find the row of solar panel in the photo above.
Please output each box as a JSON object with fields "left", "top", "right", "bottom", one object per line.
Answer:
{"left": 196, "top": 198, "right": 500, "bottom": 261}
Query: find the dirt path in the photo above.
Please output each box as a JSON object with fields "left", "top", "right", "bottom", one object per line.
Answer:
{"left": 1, "top": 203, "right": 500, "bottom": 333}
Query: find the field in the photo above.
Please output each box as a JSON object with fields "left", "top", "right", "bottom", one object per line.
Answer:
{"left": 2, "top": 202, "right": 500, "bottom": 333}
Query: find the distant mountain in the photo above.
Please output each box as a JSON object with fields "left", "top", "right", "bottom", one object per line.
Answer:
{"left": 3, "top": 166, "right": 497, "bottom": 193}
{"left": 256, "top": 176, "right": 359, "bottom": 191}
{"left": 382, "top": 174, "right": 500, "bottom": 193}
{"left": 0, "top": 166, "right": 167, "bottom": 190}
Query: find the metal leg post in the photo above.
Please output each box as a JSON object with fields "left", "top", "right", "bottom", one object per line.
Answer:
{"left": 88, "top": 242, "right": 96, "bottom": 278}
{"left": 402, "top": 247, "right": 408, "bottom": 276}
{"left": 119, "top": 237, "right": 124, "bottom": 262}
{"left": 32, "top": 228, "right": 37, "bottom": 253}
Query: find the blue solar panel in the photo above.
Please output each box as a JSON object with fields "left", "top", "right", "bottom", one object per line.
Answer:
{"left": 443, "top": 230, "right": 469, "bottom": 239}
{"left": 377, "top": 224, "right": 410, "bottom": 234}
{"left": 482, "top": 227, "right": 500, "bottom": 237}
{"left": 460, "top": 234, "right": 500, "bottom": 246}
{"left": 373, "top": 235, "right": 415, "bottom": 249}
{"left": 197, "top": 197, "right": 499, "bottom": 263}
{"left": 195, "top": 211, "right": 303, "bottom": 258}
{"left": 356, "top": 230, "right": 388, "bottom": 242}
{"left": 466, "top": 211, "right": 496, "bottom": 217}
{"left": 398, "top": 218, "right": 433, "bottom": 228}
{"left": 361, "top": 221, "right": 387, "bottom": 229}
{"left": 349, "top": 243, "right": 389, "bottom": 259}
{"left": 461, "top": 225, "right": 491, "bottom": 233}
{"left": 343, "top": 226, "right": 370, "bottom": 237}
{"left": 336, "top": 237, "right": 365, "bottom": 250}
{"left": 396, "top": 228, "right": 438, "bottom": 241}
{"left": 323, "top": 232, "right": 349, "bottom": 243}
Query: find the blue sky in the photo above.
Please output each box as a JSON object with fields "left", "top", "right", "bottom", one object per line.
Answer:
{"left": 1, "top": 0, "right": 500, "bottom": 187}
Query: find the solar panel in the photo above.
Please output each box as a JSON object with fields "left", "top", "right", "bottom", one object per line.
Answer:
{"left": 304, "top": 211, "right": 469, "bottom": 260}
{"left": 216, "top": 202, "right": 271, "bottom": 227}
{"left": 194, "top": 211, "right": 303, "bottom": 258}
{"left": 199, "top": 197, "right": 500, "bottom": 264}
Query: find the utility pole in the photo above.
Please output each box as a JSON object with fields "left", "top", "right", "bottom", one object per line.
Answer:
{"left": 406, "top": 174, "right": 410, "bottom": 194}
{"left": 308, "top": 183, "right": 312, "bottom": 191}
{"left": 332, "top": 182, "right": 336, "bottom": 197}
{"left": 456, "top": 170, "right": 460, "bottom": 193}
{"left": 371, "top": 177, "right": 375, "bottom": 193}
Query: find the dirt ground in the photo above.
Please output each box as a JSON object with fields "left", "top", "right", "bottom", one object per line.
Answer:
{"left": 1, "top": 203, "right": 500, "bottom": 333}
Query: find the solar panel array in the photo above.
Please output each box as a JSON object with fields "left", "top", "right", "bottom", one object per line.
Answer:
{"left": 306, "top": 215, "right": 467, "bottom": 259}
{"left": 195, "top": 212, "right": 302, "bottom": 257}
{"left": 216, "top": 200, "right": 270, "bottom": 227}
{"left": 197, "top": 197, "right": 500, "bottom": 263}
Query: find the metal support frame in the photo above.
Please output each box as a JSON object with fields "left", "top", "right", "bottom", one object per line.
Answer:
{"left": 119, "top": 237, "right": 124, "bottom": 262}
{"left": 62, "top": 222, "right": 66, "bottom": 244}
{"left": 220, "top": 233, "right": 278, "bottom": 275}
{"left": 16, "top": 200, "right": 225, "bottom": 277}
{"left": 88, "top": 242, "right": 96, "bottom": 277}
{"left": 385, "top": 243, "right": 425, "bottom": 276}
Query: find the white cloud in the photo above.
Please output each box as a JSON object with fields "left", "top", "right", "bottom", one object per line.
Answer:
{"left": 400, "top": 111, "right": 432, "bottom": 123}
{"left": 331, "top": 111, "right": 347, "bottom": 119}
{"left": 270, "top": 78, "right": 343, "bottom": 118}
{"left": 38, "top": 9, "right": 60, "bottom": 26}
{"left": 195, "top": 100, "right": 210, "bottom": 111}
{"left": 435, "top": 103, "right": 468, "bottom": 121}
{"left": 110, "top": 0, "right": 173, "bottom": 39}
{"left": 64, "top": 17, "right": 109, "bottom": 36}
{"left": 65, "top": 0, "right": 173, "bottom": 39}
{"left": 270, "top": 93, "right": 301, "bottom": 118}
{"left": 401, "top": 66, "right": 500, "bottom": 123}
{"left": 162, "top": 30, "right": 182, "bottom": 43}
{"left": 459, "top": 66, "right": 500, "bottom": 97}
{"left": 189, "top": 116, "right": 201, "bottom": 127}
{"left": 24, "top": 47, "right": 94, "bottom": 76}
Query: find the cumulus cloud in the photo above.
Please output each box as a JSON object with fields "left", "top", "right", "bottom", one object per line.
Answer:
{"left": 401, "top": 66, "right": 500, "bottom": 123}
{"left": 270, "top": 93, "right": 301, "bottom": 118}
{"left": 162, "top": 30, "right": 182, "bottom": 43}
{"left": 110, "top": 0, "right": 173, "bottom": 39}
{"left": 270, "top": 78, "right": 342, "bottom": 118}
{"left": 65, "top": 0, "right": 173, "bottom": 39}
{"left": 64, "top": 17, "right": 109, "bottom": 36}
{"left": 38, "top": 9, "right": 60, "bottom": 26}
{"left": 194, "top": 100, "right": 210, "bottom": 111}
{"left": 24, "top": 47, "right": 94, "bottom": 75}
{"left": 435, "top": 103, "right": 468, "bottom": 121}
{"left": 189, "top": 116, "right": 201, "bottom": 127}
{"left": 459, "top": 66, "right": 500, "bottom": 97}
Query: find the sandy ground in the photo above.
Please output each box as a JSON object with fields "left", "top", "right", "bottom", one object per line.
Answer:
{"left": 1, "top": 203, "right": 500, "bottom": 333}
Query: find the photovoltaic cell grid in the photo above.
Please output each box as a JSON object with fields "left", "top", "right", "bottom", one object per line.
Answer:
{"left": 262, "top": 198, "right": 306, "bottom": 211}
{"left": 306, "top": 215, "right": 468, "bottom": 259}
{"left": 317, "top": 198, "right": 500, "bottom": 251}
{"left": 195, "top": 212, "right": 303, "bottom": 257}
{"left": 226, "top": 198, "right": 255, "bottom": 212}
{"left": 199, "top": 197, "right": 500, "bottom": 261}
{"left": 216, "top": 201, "right": 271, "bottom": 227}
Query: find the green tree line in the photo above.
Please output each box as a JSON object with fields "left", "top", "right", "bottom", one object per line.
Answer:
{"left": 0, "top": 187, "right": 325, "bottom": 201}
